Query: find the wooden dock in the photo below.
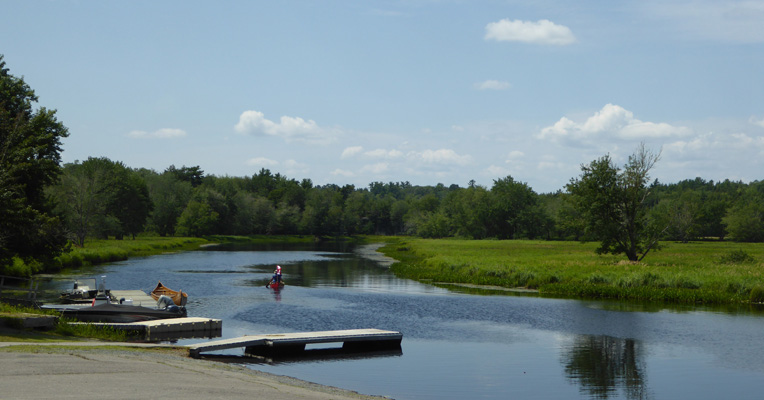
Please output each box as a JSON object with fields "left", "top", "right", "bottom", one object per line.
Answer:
{"left": 188, "top": 329, "right": 402, "bottom": 358}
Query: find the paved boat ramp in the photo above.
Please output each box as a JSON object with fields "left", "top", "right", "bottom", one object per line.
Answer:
{"left": 188, "top": 329, "right": 403, "bottom": 358}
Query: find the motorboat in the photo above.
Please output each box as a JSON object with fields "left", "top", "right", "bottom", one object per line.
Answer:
{"left": 59, "top": 276, "right": 114, "bottom": 304}
{"left": 42, "top": 295, "right": 186, "bottom": 323}
{"left": 46, "top": 276, "right": 186, "bottom": 323}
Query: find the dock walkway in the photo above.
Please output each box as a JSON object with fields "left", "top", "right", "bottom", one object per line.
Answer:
{"left": 111, "top": 289, "right": 155, "bottom": 306}
{"left": 188, "top": 328, "right": 402, "bottom": 358}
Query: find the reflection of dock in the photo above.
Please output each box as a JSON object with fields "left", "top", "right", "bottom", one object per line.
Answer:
{"left": 205, "top": 347, "right": 403, "bottom": 365}
{"left": 188, "top": 329, "right": 402, "bottom": 358}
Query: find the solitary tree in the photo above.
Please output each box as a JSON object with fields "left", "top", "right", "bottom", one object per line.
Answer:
{"left": 567, "top": 144, "right": 665, "bottom": 261}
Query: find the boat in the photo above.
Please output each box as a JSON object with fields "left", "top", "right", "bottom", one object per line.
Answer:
{"left": 266, "top": 279, "right": 285, "bottom": 289}
{"left": 150, "top": 281, "right": 188, "bottom": 306}
{"left": 59, "top": 276, "right": 114, "bottom": 304}
{"left": 42, "top": 300, "right": 187, "bottom": 323}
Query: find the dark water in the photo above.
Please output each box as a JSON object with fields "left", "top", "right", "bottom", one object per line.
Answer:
{"left": 42, "top": 243, "right": 764, "bottom": 399}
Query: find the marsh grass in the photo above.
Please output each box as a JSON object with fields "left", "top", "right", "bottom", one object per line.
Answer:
{"left": 56, "top": 237, "right": 208, "bottom": 269}
{"left": 380, "top": 238, "right": 764, "bottom": 304}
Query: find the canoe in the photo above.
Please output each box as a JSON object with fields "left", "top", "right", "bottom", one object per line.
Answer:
{"left": 268, "top": 281, "right": 285, "bottom": 289}
{"left": 150, "top": 281, "right": 188, "bottom": 306}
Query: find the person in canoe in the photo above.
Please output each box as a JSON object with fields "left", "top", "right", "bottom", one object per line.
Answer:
{"left": 267, "top": 265, "right": 284, "bottom": 288}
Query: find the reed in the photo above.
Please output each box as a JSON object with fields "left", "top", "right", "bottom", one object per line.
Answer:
{"left": 379, "top": 238, "right": 764, "bottom": 305}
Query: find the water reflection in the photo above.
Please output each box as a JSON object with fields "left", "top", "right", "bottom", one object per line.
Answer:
{"left": 563, "top": 335, "right": 649, "bottom": 399}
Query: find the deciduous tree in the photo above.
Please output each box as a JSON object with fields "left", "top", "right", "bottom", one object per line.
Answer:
{"left": 0, "top": 55, "right": 69, "bottom": 271}
{"left": 567, "top": 144, "right": 665, "bottom": 261}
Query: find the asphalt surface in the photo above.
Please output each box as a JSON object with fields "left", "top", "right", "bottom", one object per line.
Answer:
{"left": 0, "top": 343, "right": 387, "bottom": 400}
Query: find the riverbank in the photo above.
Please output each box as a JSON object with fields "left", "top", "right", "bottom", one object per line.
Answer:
{"left": 378, "top": 237, "right": 764, "bottom": 305}
{"left": 6, "top": 235, "right": 338, "bottom": 277}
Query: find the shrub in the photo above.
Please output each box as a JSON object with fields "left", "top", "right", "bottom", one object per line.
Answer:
{"left": 719, "top": 250, "right": 755, "bottom": 264}
{"left": 750, "top": 286, "right": 764, "bottom": 303}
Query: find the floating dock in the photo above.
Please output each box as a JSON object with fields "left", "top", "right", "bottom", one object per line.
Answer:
{"left": 188, "top": 329, "right": 402, "bottom": 358}
{"left": 72, "top": 317, "right": 222, "bottom": 340}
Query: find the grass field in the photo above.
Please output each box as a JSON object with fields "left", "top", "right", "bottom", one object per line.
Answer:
{"left": 378, "top": 238, "right": 764, "bottom": 305}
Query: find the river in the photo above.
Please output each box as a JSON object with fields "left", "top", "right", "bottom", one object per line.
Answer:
{"left": 43, "top": 242, "right": 764, "bottom": 399}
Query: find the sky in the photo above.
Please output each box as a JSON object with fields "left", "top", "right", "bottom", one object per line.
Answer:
{"left": 2, "top": 0, "right": 763, "bottom": 193}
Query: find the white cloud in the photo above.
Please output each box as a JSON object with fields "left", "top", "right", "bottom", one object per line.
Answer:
{"left": 507, "top": 150, "right": 525, "bottom": 159}
{"left": 128, "top": 128, "right": 187, "bottom": 139}
{"left": 485, "top": 19, "right": 576, "bottom": 45}
{"left": 484, "top": 165, "right": 510, "bottom": 177}
{"left": 361, "top": 163, "right": 390, "bottom": 174}
{"left": 331, "top": 169, "right": 355, "bottom": 177}
{"left": 749, "top": 116, "right": 764, "bottom": 128}
{"left": 364, "top": 148, "right": 404, "bottom": 159}
{"left": 475, "top": 80, "right": 512, "bottom": 90}
{"left": 414, "top": 149, "right": 472, "bottom": 166}
{"left": 245, "top": 157, "right": 278, "bottom": 166}
{"left": 234, "top": 110, "right": 338, "bottom": 144}
{"left": 537, "top": 104, "right": 691, "bottom": 144}
{"left": 341, "top": 146, "right": 364, "bottom": 158}
{"left": 282, "top": 159, "right": 310, "bottom": 173}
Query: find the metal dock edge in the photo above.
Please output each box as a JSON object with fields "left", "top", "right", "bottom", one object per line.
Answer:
{"left": 188, "top": 328, "right": 402, "bottom": 358}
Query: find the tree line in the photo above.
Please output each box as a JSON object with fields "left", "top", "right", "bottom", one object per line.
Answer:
{"left": 2, "top": 54, "right": 764, "bottom": 275}
{"left": 48, "top": 155, "right": 764, "bottom": 247}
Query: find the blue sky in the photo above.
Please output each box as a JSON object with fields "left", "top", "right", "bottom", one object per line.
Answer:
{"left": 3, "top": 0, "right": 763, "bottom": 193}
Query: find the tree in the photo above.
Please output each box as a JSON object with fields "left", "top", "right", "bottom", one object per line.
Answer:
{"left": 489, "top": 176, "right": 541, "bottom": 239}
{"left": 165, "top": 165, "right": 204, "bottom": 187}
{"left": 650, "top": 191, "right": 702, "bottom": 243}
{"left": 443, "top": 186, "right": 491, "bottom": 239}
{"left": 176, "top": 200, "right": 219, "bottom": 237}
{"left": 144, "top": 172, "right": 193, "bottom": 236}
{"left": 52, "top": 157, "right": 152, "bottom": 244}
{"left": 50, "top": 161, "right": 110, "bottom": 247}
{"left": 567, "top": 144, "right": 665, "bottom": 261}
{"left": 0, "top": 55, "right": 69, "bottom": 271}
{"left": 723, "top": 189, "right": 764, "bottom": 242}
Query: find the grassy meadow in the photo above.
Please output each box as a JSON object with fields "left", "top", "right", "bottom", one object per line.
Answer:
{"left": 378, "top": 238, "right": 764, "bottom": 305}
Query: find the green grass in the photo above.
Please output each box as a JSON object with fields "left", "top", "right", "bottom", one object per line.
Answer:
{"left": 56, "top": 236, "right": 209, "bottom": 269}
{"left": 1, "top": 303, "right": 136, "bottom": 341}
{"left": 379, "top": 238, "right": 764, "bottom": 305}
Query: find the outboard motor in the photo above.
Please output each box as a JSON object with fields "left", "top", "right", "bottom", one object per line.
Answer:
{"left": 156, "top": 295, "right": 174, "bottom": 309}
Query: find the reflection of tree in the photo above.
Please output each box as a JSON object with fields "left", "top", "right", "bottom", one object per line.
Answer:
{"left": 563, "top": 335, "right": 650, "bottom": 399}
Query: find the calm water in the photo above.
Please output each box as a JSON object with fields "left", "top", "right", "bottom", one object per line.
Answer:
{"left": 43, "top": 243, "right": 764, "bottom": 399}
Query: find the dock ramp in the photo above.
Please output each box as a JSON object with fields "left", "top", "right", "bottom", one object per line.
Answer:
{"left": 188, "top": 328, "right": 402, "bottom": 358}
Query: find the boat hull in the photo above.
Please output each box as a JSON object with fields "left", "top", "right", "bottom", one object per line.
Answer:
{"left": 44, "top": 303, "right": 186, "bottom": 323}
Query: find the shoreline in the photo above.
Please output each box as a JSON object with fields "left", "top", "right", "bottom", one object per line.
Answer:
{"left": 354, "top": 243, "right": 397, "bottom": 267}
